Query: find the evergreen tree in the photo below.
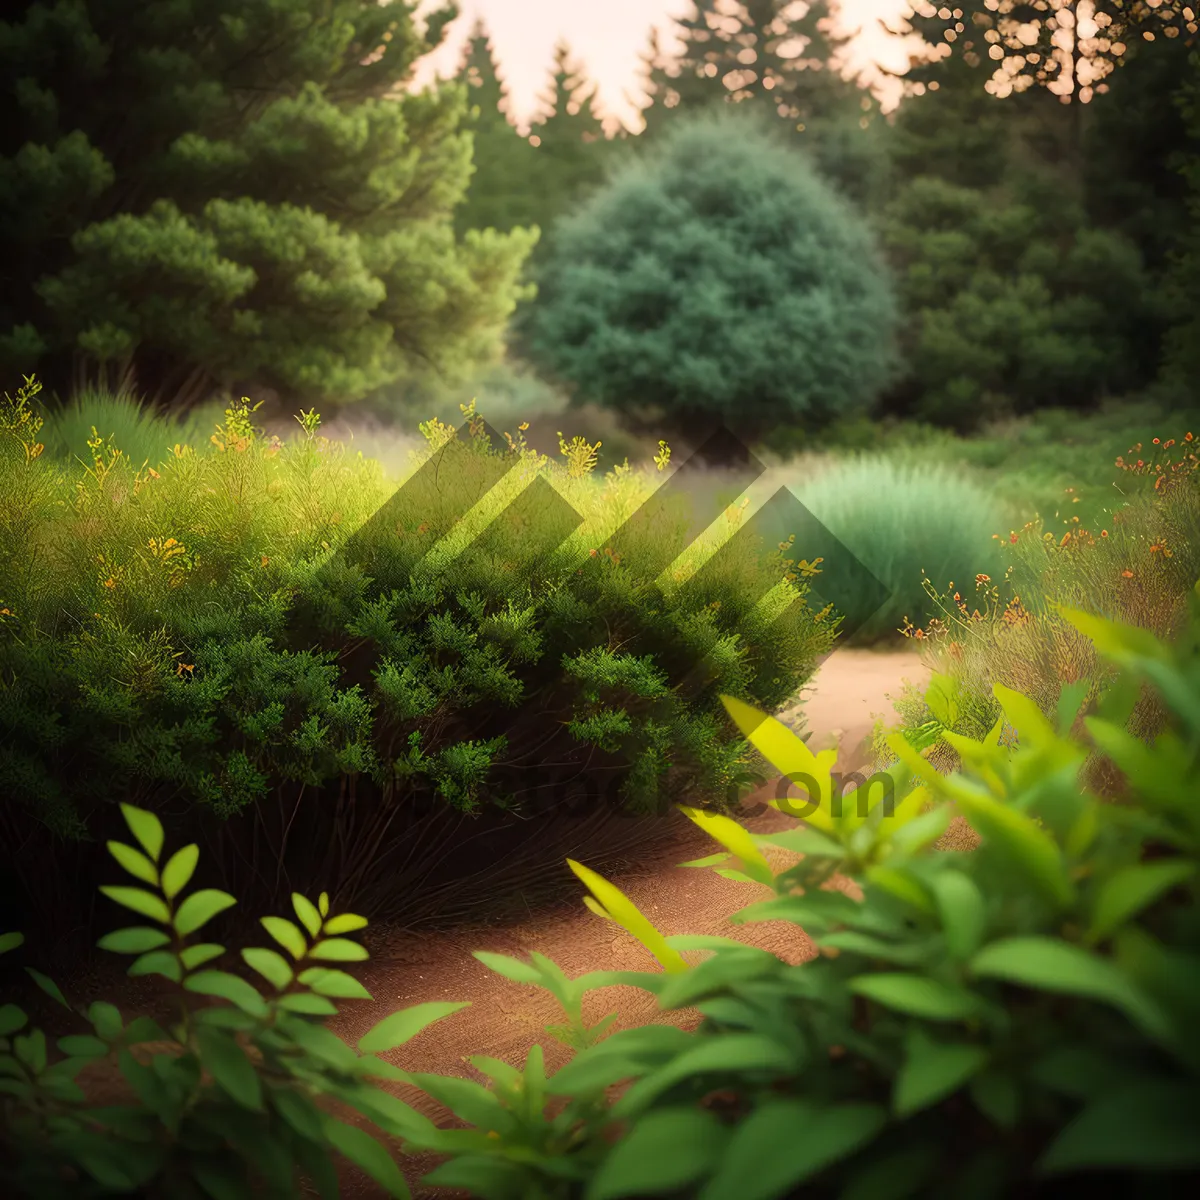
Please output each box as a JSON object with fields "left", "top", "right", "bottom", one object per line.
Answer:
{"left": 0, "top": 0, "right": 537, "bottom": 411}
{"left": 1164, "top": 47, "right": 1200, "bottom": 383}
{"left": 452, "top": 18, "right": 540, "bottom": 237}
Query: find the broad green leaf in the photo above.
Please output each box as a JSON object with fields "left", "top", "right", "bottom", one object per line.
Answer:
{"left": 160, "top": 844, "right": 199, "bottom": 900}
{"left": 180, "top": 943, "right": 224, "bottom": 970}
{"left": 99, "top": 887, "right": 171, "bottom": 925}
{"left": 402, "top": 1071, "right": 518, "bottom": 1136}
{"left": 969, "top": 1070, "right": 1020, "bottom": 1129}
{"left": 276, "top": 992, "right": 338, "bottom": 1016}
{"left": 586, "top": 1106, "right": 724, "bottom": 1200}
{"left": 173, "top": 889, "right": 236, "bottom": 937}
{"left": 1039, "top": 1081, "right": 1200, "bottom": 1173}
{"left": 840, "top": 1145, "right": 941, "bottom": 1200}
{"left": 567, "top": 859, "right": 689, "bottom": 974}
{"left": 358, "top": 1001, "right": 470, "bottom": 1054}
{"left": 183, "top": 970, "right": 268, "bottom": 1017}
{"left": 678, "top": 851, "right": 733, "bottom": 868}
{"left": 15, "top": 1029, "right": 47, "bottom": 1073}
{"left": 894, "top": 1028, "right": 988, "bottom": 1116}
{"left": 887, "top": 802, "right": 952, "bottom": 855}
{"left": 122, "top": 1016, "right": 169, "bottom": 1044}
{"left": 698, "top": 1100, "right": 887, "bottom": 1200}
{"left": 308, "top": 938, "right": 369, "bottom": 962}
{"left": 195, "top": 1026, "right": 262, "bottom": 1111}
{"left": 292, "top": 893, "right": 322, "bottom": 938}
{"left": 993, "top": 683, "right": 1056, "bottom": 749}
{"left": 97, "top": 926, "right": 171, "bottom": 955}
{"left": 57, "top": 1035, "right": 108, "bottom": 1058}
{"left": 756, "top": 828, "right": 843, "bottom": 858}
{"left": 127, "top": 950, "right": 182, "bottom": 983}
{"left": 322, "top": 912, "right": 368, "bottom": 936}
{"left": 88, "top": 1002, "right": 122, "bottom": 1042}
{"left": 261, "top": 916, "right": 307, "bottom": 960}
{"left": 1056, "top": 679, "right": 1091, "bottom": 735}
{"left": 932, "top": 870, "right": 987, "bottom": 959}
{"left": 924, "top": 673, "right": 961, "bottom": 729}
{"left": 242, "top": 947, "right": 294, "bottom": 991}
{"left": 1088, "top": 861, "right": 1197, "bottom": 943}
{"left": 318, "top": 892, "right": 330, "bottom": 918}
{"left": 119, "top": 804, "right": 164, "bottom": 862}
{"left": 106, "top": 841, "right": 159, "bottom": 887}
{"left": 970, "top": 938, "right": 1171, "bottom": 1041}
{"left": 1055, "top": 605, "right": 1169, "bottom": 666}
{"left": 946, "top": 789, "right": 1074, "bottom": 909}
{"left": 865, "top": 865, "right": 936, "bottom": 915}
{"left": 0, "top": 932, "right": 24, "bottom": 956}
{"left": 321, "top": 1116, "right": 410, "bottom": 1198}
{"left": 270, "top": 1084, "right": 325, "bottom": 1141}
{"left": 848, "top": 973, "right": 982, "bottom": 1021}
{"left": 677, "top": 805, "right": 774, "bottom": 884}
{"left": 297, "top": 967, "right": 372, "bottom": 999}
{"left": 721, "top": 693, "right": 839, "bottom": 832}
{"left": 472, "top": 951, "right": 544, "bottom": 986}
{"left": 0, "top": 1006, "right": 28, "bottom": 1037}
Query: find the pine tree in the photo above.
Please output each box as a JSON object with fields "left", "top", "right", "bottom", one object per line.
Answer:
{"left": 0, "top": 0, "right": 536, "bottom": 411}
{"left": 452, "top": 18, "right": 540, "bottom": 237}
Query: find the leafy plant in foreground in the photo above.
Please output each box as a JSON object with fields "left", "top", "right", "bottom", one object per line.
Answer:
{"left": 0, "top": 802, "right": 468, "bottom": 1198}
{"left": 405, "top": 590, "right": 1200, "bottom": 1198}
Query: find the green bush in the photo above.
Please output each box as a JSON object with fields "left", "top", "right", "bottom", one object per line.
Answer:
{"left": 788, "top": 454, "right": 1009, "bottom": 643}
{"left": 521, "top": 106, "right": 900, "bottom": 447}
{"left": 0, "top": 376, "right": 835, "bottom": 927}
{"left": 0, "top": 802, "right": 466, "bottom": 1198}
{"left": 398, "top": 591, "right": 1200, "bottom": 1198}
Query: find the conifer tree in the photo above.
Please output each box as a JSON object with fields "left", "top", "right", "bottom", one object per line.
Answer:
{"left": 452, "top": 17, "right": 539, "bottom": 237}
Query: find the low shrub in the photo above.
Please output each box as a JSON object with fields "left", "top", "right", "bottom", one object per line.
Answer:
{"left": 0, "top": 375, "right": 835, "bottom": 933}
{"left": 789, "top": 454, "right": 1009, "bottom": 644}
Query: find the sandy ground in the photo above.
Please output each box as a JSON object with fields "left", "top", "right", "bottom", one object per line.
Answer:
{"left": 52, "top": 646, "right": 939, "bottom": 1198}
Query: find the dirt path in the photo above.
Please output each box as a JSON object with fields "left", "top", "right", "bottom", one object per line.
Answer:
{"left": 327, "top": 646, "right": 931, "bottom": 1197}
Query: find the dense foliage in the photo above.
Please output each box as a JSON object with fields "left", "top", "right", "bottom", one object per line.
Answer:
{"left": 521, "top": 106, "right": 899, "bottom": 449}
{"left": 0, "top": 376, "right": 835, "bottom": 929}
{"left": 0, "top": 0, "right": 535, "bottom": 409}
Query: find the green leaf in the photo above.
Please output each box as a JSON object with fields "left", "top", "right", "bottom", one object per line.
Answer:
{"left": 318, "top": 892, "right": 330, "bottom": 918}
{"left": 1039, "top": 1081, "right": 1200, "bottom": 1173}
{"left": 180, "top": 943, "right": 225, "bottom": 970}
{"left": 173, "top": 889, "right": 236, "bottom": 937}
{"left": 120, "top": 804, "right": 164, "bottom": 862}
{"left": 160, "top": 844, "right": 200, "bottom": 900}
{"left": 0, "top": 932, "right": 24, "bottom": 956}
{"left": 15, "top": 1029, "right": 47, "bottom": 1073}
{"left": 894, "top": 1028, "right": 988, "bottom": 1116}
{"left": 276, "top": 992, "right": 338, "bottom": 1016}
{"left": 99, "top": 886, "right": 171, "bottom": 924}
{"left": 321, "top": 1116, "right": 410, "bottom": 1198}
{"left": 358, "top": 1001, "right": 470, "bottom": 1055}
{"left": 472, "top": 950, "right": 545, "bottom": 986}
{"left": 97, "top": 926, "right": 171, "bottom": 955}
{"left": 241, "top": 947, "right": 294, "bottom": 992}
{"left": 194, "top": 1026, "right": 262, "bottom": 1111}
{"left": 260, "top": 916, "right": 307, "bottom": 960}
{"left": 698, "top": 1100, "right": 887, "bottom": 1200}
{"left": 184, "top": 971, "right": 268, "bottom": 1017}
{"left": 269, "top": 1084, "right": 325, "bottom": 1141}
{"left": 296, "top": 968, "right": 371, "bottom": 999}
{"left": 88, "top": 1002, "right": 122, "bottom": 1042}
{"left": 106, "top": 841, "right": 160, "bottom": 887}
{"left": 0, "top": 1006, "right": 28, "bottom": 1037}
{"left": 123, "top": 1016, "right": 170, "bottom": 1044}
{"left": 25, "top": 968, "right": 70, "bottom": 1009}
{"left": 292, "top": 893, "right": 323, "bottom": 939}
{"left": 848, "top": 973, "right": 982, "bottom": 1021}
{"left": 970, "top": 938, "right": 1171, "bottom": 1040}
{"left": 1055, "top": 606, "right": 1169, "bottom": 667}
{"left": 308, "top": 938, "right": 369, "bottom": 962}
{"left": 586, "top": 1106, "right": 725, "bottom": 1200}
{"left": 969, "top": 1070, "right": 1020, "bottom": 1129}
{"left": 128, "top": 950, "right": 182, "bottom": 983}
{"left": 322, "top": 912, "right": 368, "bottom": 936}
{"left": 57, "top": 1035, "right": 109, "bottom": 1058}
{"left": 841, "top": 1145, "right": 941, "bottom": 1200}
{"left": 932, "top": 870, "right": 987, "bottom": 959}
{"left": 1087, "top": 861, "right": 1197, "bottom": 944}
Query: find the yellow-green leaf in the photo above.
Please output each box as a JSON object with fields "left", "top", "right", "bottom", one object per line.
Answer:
{"left": 292, "top": 893, "right": 322, "bottom": 938}
{"left": 567, "top": 859, "right": 689, "bottom": 974}
{"left": 866, "top": 866, "right": 936, "bottom": 916}
{"left": 173, "top": 889, "right": 236, "bottom": 937}
{"left": 119, "top": 804, "right": 164, "bottom": 862}
{"left": 677, "top": 806, "right": 773, "bottom": 885}
{"left": 106, "top": 842, "right": 159, "bottom": 888}
{"left": 242, "top": 947, "right": 294, "bottom": 991}
{"left": 99, "top": 886, "right": 171, "bottom": 925}
{"left": 261, "top": 916, "right": 307, "bottom": 960}
{"left": 160, "top": 845, "right": 199, "bottom": 900}
{"left": 322, "top": 913, "right": 368, "bottom": 936}
{"left": 1055, "top": 606, "right": 1169, "bottom": 666}
{"left": 308, "top": 938, "right": 369, "bottom": 963}
{"left": 993, "top": 684, "right": 1056, "bottom": 749}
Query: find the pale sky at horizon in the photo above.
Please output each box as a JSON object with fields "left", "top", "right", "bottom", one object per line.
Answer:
{"left": 412, "top": 1, "right": 927, "bottom": 133}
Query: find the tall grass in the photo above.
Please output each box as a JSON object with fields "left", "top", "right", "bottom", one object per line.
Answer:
{"left": 790, "top": 454, "right": 1010, "bottom": 643}
{"left": 36, "top": 387, "right": 225, "bottom": 470}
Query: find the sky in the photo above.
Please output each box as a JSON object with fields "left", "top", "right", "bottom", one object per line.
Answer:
{"left": 412, "top": 1, "right": 927, "bottom": 133}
